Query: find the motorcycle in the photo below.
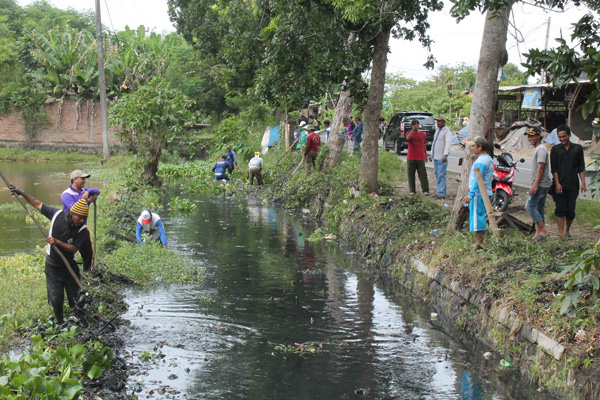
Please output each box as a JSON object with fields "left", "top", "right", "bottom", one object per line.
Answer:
{"left": 492, "top": 143, "right": 525, "bottom": 212}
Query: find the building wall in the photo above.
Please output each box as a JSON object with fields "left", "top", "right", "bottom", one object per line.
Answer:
{"left": 0, "top": 99, "right": 121, "bottom": 153}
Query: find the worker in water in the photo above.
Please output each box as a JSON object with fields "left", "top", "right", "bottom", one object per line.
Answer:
{"left": 247, "top": 152, "right": 264, "bottom": 185}
{"left": 212, "top": 155, "right": 233, "bottom": 181}
{"left": 10, "top": 185, "right": 89, "bottom": 325}
{"left": 136, "top": 209, "right": 167, "bottom": 248}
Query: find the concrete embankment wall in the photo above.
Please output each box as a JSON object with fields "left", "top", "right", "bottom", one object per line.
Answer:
{"left": 315, "top": 202, "right": 598, "bottom": 400}
{"left": 0, "top": 99, "right": 121, "bottom": 154}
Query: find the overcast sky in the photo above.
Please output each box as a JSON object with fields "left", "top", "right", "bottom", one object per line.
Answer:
{"left": 17, "top": 0, "right": 591, "bottom": 82}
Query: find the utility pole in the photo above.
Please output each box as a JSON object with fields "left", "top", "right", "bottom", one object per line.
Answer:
{"left": 95, "top": 0, "right": 110, "bottom": 161}
{"left": 542, "top": 17, "right": 551, "bottom": 83}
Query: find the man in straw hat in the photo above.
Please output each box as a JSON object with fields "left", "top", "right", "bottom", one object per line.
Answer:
{"left": 247, "top": 152, "right": 264, "bottom": 185}
{"left": 9, "top": 186, "right": 89, "bottom": 324}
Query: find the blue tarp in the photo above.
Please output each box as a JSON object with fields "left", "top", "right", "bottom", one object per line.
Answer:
{"left": 452, "top": 125, "right": 468, "bottom": 144}
{"left": 268, "top": 125, "right": 280, "bottom": 146}
{"left": 544, "top": 128, "right": 580, "bottom": 145}
{"left": 261, "top": 125, "right": 281, "bottom": 154}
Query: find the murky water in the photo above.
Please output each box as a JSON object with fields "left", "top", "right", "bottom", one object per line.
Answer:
{"left": 0, "top": 161, "right": 97, "bottom": 257}
{"left": 0, "top": 162, "right": 547, "bottom": 399}
{"left": 119, "top": 195, "right": 547, "bottom": 400}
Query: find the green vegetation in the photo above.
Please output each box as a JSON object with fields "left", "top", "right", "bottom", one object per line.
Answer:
{"left": 0, "top": 253, "right": 47, "bottom": 351}
{"left": 0, "top": 326, "right": 113, "bottom": 400}
{"left": 101, "top": 242, "right": 200, "bottom": 285}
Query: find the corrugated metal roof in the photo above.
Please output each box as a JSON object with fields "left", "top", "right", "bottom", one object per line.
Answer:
{"left": 498, "top": 80, "right": 591, "bottom": 92}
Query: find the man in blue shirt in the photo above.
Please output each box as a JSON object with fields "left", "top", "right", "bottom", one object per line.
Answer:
{"left": 461, "top": 136, "right": 493, "bottom": 249}
{"left": 136, "top": 209, "right": 167, "bottom": 248}
{"left": 213, "top": 155, "right": 234, "bottom": 181}
{"left": 226, "top": 145, "right": 238, "bottom": 171}
{"left": 351, "top": 117, "right": 364, "bottom": 153}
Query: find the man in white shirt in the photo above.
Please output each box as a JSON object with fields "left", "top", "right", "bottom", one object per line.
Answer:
{"left": 429, "top": 116, "right": 454, "bottom": 199}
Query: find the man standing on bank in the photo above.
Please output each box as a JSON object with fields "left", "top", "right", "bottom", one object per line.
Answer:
{"left": 429, "top": 116, "right": 453, "bottom": 199}
{"left": 550, "top": 124, "right": 586, "bottom": 238}
{"left": 303, "top": 124, "right": 321, "bottom": 174}
{"left": 406, "top": 119, "right": 429, "bottom": 195}
{"left": 10, "top": 186, "right": 89, "bottom": 325}
{"left": 524, "top": 126, "right": 552, "bottom": 242}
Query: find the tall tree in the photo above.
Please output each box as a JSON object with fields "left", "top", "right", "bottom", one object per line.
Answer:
{"left": 448, "top": 5, "right": 513, "bottom": 229}
{"left": 329, "top": 0, "right": 443, "bottom": 192}
{"left": 110, "top": 79, "right": 197, "bottom": 186}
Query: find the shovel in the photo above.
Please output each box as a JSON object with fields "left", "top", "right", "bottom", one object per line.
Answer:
{"left": 0, "top": 171, "right": 84, "bottom": 291}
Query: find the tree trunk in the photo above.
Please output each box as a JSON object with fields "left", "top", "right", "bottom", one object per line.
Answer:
{"left": 360, "top": 26, "right": 391, "bottom": 193}
{"left": 144, "top": 132, "right": 163, "bottom": 187}
{"left": 322, "top": 32, "right": 356, "bottom": 170}
{"left": 322, "top": 89, "right": 353, "bottom": 169}
{"left": 448, "top": 6, "right": 513, "bottom": 230}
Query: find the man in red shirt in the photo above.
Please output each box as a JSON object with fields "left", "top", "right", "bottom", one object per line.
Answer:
{"left": 406, "top": 119, "right": 429, "bottom": 195}
{"left": 302, "top": 124, "right": 321, "bottom": 174}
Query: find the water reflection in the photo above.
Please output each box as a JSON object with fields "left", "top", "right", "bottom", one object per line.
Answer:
{"left": 120, "top": 196, "right": 546, "bottom": 400}
{"left": 0, "top": 161, "right": 97, "bottom": 257}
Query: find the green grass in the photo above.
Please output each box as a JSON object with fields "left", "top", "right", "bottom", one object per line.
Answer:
{"left": 0, "top": 252, "right": 48, "bottom": 351}
{"left": 100, "top": 242, "right": 202, "bottom": 285}
{"left": 0, "top": 147, "right": 101, "bottom": 162}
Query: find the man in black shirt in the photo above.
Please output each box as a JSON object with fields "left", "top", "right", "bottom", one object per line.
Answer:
{"left": 10, "top": 186, "right": 89, "bottom": 324}
{"left": 550, "top": 124, "right": 587, "bottom": 238}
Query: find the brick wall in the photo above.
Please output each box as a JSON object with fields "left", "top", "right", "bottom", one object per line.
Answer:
{"left": 0, "top": 99, "right": 122, "bottom": 154}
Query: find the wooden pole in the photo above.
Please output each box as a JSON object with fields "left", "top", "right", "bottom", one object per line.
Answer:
{"left": 91, "top": 202, "right": 97, "bottom": 271}
{"left": 474, "top": 167, "right": 500, "bottom": 238}
{"left": 95, "top": 0, "right": 110, "bottom": 161}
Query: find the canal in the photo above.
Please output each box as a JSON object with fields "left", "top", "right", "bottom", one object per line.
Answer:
{"left": 0, "top": 163, "right": 547, "bottom": 399}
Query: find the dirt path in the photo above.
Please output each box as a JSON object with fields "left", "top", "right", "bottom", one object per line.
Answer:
{"left": 394, "top": 163, "right": 599, "bottom": 243}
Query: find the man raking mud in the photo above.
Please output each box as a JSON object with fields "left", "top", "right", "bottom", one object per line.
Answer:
{"left": 9, "top": 185, "right": 89, "bottom": 325}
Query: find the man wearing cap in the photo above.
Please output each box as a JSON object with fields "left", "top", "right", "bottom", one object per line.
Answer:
{"left": 248, "top": 152, "right": 264, "bottom": 185}
{"left": 61, "top": 170, "right": 100, "bottom": 271}
{"left": 136, "top": 209, "right": 167, "bottom": 248}
{"left": 9, "top": 186, "right": 89, "bottom": 325}
{"left": 429, "top": 116, "right": 453, "bottom": 199}
{"left": 461, "top": 137, "right": 494, "bottom": 248}
{"left": 524, "top": 126, "right": 552, "bottom": 241}
{"left": 303, "top": 124, "right": 321, "bottom": 174}
{"left": 550, "top": 124, "right": 587, "bottom": 238}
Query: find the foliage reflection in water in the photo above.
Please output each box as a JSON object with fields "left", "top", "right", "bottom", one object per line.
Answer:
{"left": 120, "top": 196, "right": 545, "bottom": 399}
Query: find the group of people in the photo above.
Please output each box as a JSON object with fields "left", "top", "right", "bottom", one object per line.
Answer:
{"left": 211, "top": 144, "right": 265, "bottom": 185}
{"left": 462, "top": 125, "right": 585, "bottom": 248}
{"left": 404, "top": 116, "right": 586, "bottom": 247}
{"left": 404, "top": 116, "right": 453, "bottom": 198}
{"left": 9, "top": 169, "right": 170, "bottom": 324}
